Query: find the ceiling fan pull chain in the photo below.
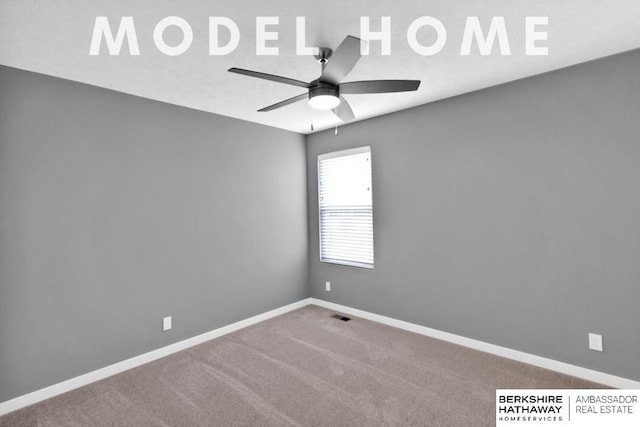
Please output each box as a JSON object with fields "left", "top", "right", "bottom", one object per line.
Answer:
{"left": 310, "top": 108, "right": 315, "bottom": 131}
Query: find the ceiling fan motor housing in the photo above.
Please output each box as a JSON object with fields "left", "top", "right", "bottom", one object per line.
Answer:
{"left": 310, "top": 81, "right": 339, "bottom": 100}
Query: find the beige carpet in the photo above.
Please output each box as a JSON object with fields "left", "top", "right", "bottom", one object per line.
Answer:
{"left": 0, "top": 305, "right": 603, "bottom": 426}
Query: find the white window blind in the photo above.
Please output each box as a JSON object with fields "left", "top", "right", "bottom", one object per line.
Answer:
{"left": 318, "top": 146, "right": 374, "bottom": 268}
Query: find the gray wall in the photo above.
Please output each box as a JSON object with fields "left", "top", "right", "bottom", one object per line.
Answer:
{"left": 307, "top": 50, "right": 640, "bottom": 381}
{"left": 0, "top": 66, "right": 308, "bottom": 402}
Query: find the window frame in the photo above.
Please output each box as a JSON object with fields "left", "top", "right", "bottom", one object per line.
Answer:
{"left": 317, "top": 146, "right": 374, "bottom": 269}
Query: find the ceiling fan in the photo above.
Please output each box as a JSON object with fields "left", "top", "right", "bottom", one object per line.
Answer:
{"left": 228, "top": 35, "right": 421, "bottom": 124}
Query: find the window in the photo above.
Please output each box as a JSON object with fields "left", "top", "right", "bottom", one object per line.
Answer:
{"left": 318, "top": 146, "right": 374, "bottom": 268}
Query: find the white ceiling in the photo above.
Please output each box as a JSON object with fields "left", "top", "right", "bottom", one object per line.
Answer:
{"left": 1, "top": 0, "right": 640, "bottom": 134}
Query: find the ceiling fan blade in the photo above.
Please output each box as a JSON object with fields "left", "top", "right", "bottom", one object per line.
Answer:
{"left": 340, "top": 80, "right": 421, "bottom": 94}
{"left": 320, "top": 36, "right": 362, "bottom": 85}
{"left": 258, "top": 93, "right": 308, "bottom": 112}
{"left": 334, "top": 96, "right": 355, "bottom": 122}
{"left": 229, "top": 68, "right": 311, "bottom": 88}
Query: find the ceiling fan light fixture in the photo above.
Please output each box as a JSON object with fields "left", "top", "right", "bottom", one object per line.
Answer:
{"left": 309, "top": 94, "right": 341, "bottom": 110}
{"left": 308, "top": 83, "right": 341, "bottom": 110}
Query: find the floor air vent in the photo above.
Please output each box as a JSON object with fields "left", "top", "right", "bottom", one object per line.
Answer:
{"left": 331, "top": 314, "right": 351, "bottom": 322}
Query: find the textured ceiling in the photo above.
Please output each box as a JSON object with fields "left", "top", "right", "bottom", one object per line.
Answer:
{"left": 1, "top": 0, "right": 640, "bottom": 134}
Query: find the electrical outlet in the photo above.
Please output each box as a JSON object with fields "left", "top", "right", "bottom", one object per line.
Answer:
{"left": 325, "top": 281, "right": 331, "bottom": 292}
{"left": 588, "top": 333, "right": 603, "bottom": 352}
{"left": 163, "top": 316, "right": 172, "bottom": 331}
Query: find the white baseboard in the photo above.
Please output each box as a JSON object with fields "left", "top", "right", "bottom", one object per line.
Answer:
{"left": 0, "top": 298, "right": 312, "bottom": 416}
{"left": 3, "top": 296, "right": 638, "bottom": 417}
{"left": 309, "top": 298, "right": 640, "bottom": 389}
